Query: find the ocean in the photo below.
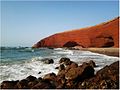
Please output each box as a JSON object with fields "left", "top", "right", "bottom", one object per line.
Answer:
{"left": 0, "top": 47, "right": 119, "bottom": 83}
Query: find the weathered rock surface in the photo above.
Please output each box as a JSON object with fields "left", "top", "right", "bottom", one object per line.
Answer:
{"left": 33, "top": 17, "right": 119, "bottom": 48}
{"left": 77, "top": 61, "right": 119, "bottom": 89}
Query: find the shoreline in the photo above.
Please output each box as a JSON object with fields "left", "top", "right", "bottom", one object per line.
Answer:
{"left": 70, "top": 47, "right": 119, "bottom": 57}
{"left": 0, "top": 58, "right": 119, "bottom": 89}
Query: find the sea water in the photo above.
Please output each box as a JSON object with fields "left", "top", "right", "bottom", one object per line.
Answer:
{"left": 0, "top": 47, "right": 119, "bottom": 83}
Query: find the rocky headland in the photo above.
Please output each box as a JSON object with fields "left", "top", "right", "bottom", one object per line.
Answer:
{"left": 32, "top": 17, "right": 119, "bottom": 48}
{"left": 0, "top": 58, "right": 119, "bottom": 89}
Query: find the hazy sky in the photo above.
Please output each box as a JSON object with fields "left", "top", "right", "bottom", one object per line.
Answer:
{"left": 1, "top": 1, "right": 119, "bottom": 47}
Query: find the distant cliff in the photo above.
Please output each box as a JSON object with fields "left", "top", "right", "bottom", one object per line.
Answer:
{"left": 33, "top": 17, "right": 119, "bottom": 48}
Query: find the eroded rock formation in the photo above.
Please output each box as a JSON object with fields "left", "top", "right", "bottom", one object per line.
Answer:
{"left": 33, "top": 17, "right": 119, "bottom": 48}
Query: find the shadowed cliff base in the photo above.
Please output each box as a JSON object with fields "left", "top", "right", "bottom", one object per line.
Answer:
{"left": 32, "top": 17, "right": 119, "bottom": 48}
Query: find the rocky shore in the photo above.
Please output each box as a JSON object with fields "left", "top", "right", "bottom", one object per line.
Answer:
{"left": 0, "top": 57, "right": 119, "bottom": 89}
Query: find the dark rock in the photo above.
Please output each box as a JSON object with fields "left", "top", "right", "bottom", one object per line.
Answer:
{"left": 57, "top": 70, "right": 65, "bottom": 78}
{"left": 38, "top": 77, "right": 42, "bottom": 82}
{"left": 88, "top": 60, "right": 96, "bottom": 67}
{"left": 77, "top": 61, "right": 119, "bottom": 89}
{"left": 55, "top": 66, "right": 59, "bottom": 69}
{"left": 96, "top": 61, "right": 119, "bottom": 81}
{"left": 15, "top": 79, "right": 29, "bottom": 89}
{"left": 59, "top": 57, "right": 70, "bottom": 64}
{"left": 38, "top": 72, "right": 41, "bottom": 74}
{"left": 65, "top": 67, "right": 79, "bottom": 80}
{"left": 31, "top": 79, "right": 55, "bottom": 89}
{"left": 56, "top": 76, "right": 66, "bottom": 89}
{"left": 28, "top": 80, "right": 38, "bottom": 88}
{"left": 59, "top": 64, "right": 65, "bottom": 71}
{"left": 26, "top": 75, "right": 37, "bottom": 82}
{"left": 65, "top": 62, "right": 94, "bottom": 81}
{"left": 43, "top": 73, "right": 56, "bottom": 81}
{"left": 0, "top": 80, "right": 19, "bottom": 89}
{"left": 42, "top": 58, "right": 54, "bottom": 64}
{"left": 69, "top": 61, "right": 78, "bottom": 68}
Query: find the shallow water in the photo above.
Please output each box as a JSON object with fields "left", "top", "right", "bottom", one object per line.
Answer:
{"left": 0, "top": 47, "right": 119, "bottom": 83}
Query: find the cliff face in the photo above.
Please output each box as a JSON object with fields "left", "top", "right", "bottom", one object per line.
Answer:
{"left": 33, "top": 17, "right": 119, "bottom": 48}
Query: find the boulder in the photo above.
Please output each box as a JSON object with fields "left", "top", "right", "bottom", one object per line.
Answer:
{"left": 65, "top": 67, "right": 79, "bottom": 80}
{"left": 77, "top": 61, "right": 119, "bottom": 89}
{"left": 33, "top": 17, "right": 119, "bottom": 48}
{"left": 65, "top": 61, "right": 94, "bottom": 81}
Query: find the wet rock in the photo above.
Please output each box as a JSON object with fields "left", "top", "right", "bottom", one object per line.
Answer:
{"left": 59, "top": 64, "right": 65, "bottom": 71}
{"left": 43, "top": 73, "right": 56, "bottom": 81}
{"left": 65, "top": 68, "right": 79, "bottom": 80}
{"left": 15, "top": 79, "right": 29, "bottom": 89}
{"left": 55, "top": 66, "right": 59, "bottom": 69}
{"left": 32, "top": 79, "right": 55, "bottom": 89}
{"left": 0, "top": 80, "right": 19, "bottom": 89}
{"left": 77, "top": 61, "right": 119, "bottom": 89}
{"left": 57, "top": 70, "right": 66, "bottom": 78}
{"left": 38, "top": 77, "right": 42, "bottom": 82}
{"left": 38, "top": 72, "right": 41, "bottom": 74}
{"left": 96, "top": 61, "right": 119, "bottom": 81}
{"left": 59, "top": 57, "right": 70, "bottom": 64}
{"left": 69, "top": 61, "right": 78, "bottom": 68}
{"left": 56, "top": 76, "right": 66, "bottom": 89}
{"left": 28, "top": 80, "right": 38, "bottom": 88}
{"left": 42, "top": 58, "right": 54, "bottom": 64}
{"left": 26, "top": 75, "right": 37, "bottom": 82}
{"left": 88, "top": 60, "right": 96, "bottom": 67}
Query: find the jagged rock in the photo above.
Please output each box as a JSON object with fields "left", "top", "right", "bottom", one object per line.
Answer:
{"left": 28, "top": 80, "right": 38, "bottom": 88}
{"left": 0, "top": 80, "right": 19, "bottom": 89}
{"left": 59, "top": 57, "right": 70, "bottom": 64}
{"left": 43, "top": 73, "right": 56, "bottom": 81}
{"left": 31, "top": 79, "right": 55, "bottom": 89}
{"left": 88, "top": 60, "right": 96, "bottom": 67}
{"left": 77, "top": 61, "right": 119, "bottom": 89}
{"left": 59, "top": 64, "right": 65, "bottom": 71}
{"left": 15, "top": 79, "right": 29, "bottom": 89}
{"left": 26, "top": 75, "right": 37, "bottom": 82}
{"left": 33, "top": 17, "right": 119, "bottom": 48}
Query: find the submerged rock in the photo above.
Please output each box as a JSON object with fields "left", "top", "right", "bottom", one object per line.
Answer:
{"left": 42, "top": 58, "right": 54, "bottom": 64}
{"left": 59, "top": 57, "right": 70, "bottom": 64}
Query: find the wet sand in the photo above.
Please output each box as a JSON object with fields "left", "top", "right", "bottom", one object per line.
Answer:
{"left": 79, "top": 48, "right": 119, "bottom": 57}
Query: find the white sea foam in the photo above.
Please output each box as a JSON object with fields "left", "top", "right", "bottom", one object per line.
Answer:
{"left": 0, "top": 49, "right": 119, "bottom": 83}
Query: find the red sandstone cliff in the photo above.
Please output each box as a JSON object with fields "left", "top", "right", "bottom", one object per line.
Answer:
{"left": 33, "top": 17, "right": 119, "bottom": 48}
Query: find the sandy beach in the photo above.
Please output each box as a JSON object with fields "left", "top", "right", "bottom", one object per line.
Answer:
{"left": 79, "top": 48, "right": 119, "bottom": 57}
